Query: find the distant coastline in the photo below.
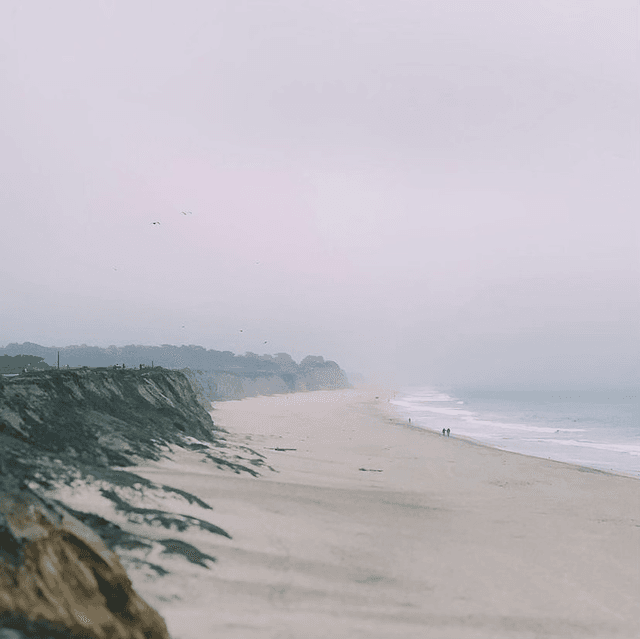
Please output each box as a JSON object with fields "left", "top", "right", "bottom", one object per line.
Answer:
{"left": 0, "top": 343, "right": 353, "bottom": 403}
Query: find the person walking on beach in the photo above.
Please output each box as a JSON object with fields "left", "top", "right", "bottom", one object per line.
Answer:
{"left": 446, "top": 428, "right": 450, "bottom": 437}
{"left": 442, "top": 428, "right": 446, "bottom": 436}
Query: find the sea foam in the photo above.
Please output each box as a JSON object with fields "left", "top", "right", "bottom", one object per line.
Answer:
{"left": 391, "top": 386, "right": 639, "bottom": 477}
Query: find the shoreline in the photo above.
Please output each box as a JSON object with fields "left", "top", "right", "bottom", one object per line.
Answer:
{"left": 383, "top": 388, "right": 639, "bottom": 482}
{"left": 385, "top": 402, "right": 640, "bottom": 483}
{"left": 122, "top": 387, "right": 639, "bottom": 639}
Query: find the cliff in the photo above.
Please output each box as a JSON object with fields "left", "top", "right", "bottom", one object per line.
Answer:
{"left": 0, "top": 367, "right": 259, "bottom": 638}
{"left": 0, "top": 475, "right": 170, "bottom": 639}
{"left": 1, "top": 343, "right": 352, "bottom": 406}
{"left": 183, "top": 355, "right": 350, "bottom": 404}
{"left": 0, "top": 354, "right": 350, "bottom": 635}
{"left": 0, "top": 367, "right": 219, "bottom": 468}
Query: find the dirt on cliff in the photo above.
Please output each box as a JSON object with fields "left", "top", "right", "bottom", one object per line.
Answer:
{"left": 0, "top": 474, "right": 170, "bottom": 639}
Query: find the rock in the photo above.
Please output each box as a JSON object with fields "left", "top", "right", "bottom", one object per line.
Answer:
{"left": 0, "top": 478, "right": 170, "bottom": 639}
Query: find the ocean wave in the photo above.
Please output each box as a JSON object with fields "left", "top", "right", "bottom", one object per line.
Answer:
{"left": 392, "top": 386, "right": 639, "bottom": 475}
{"left": 393, "top": 397, "right": 588, "bottom": 433}
{"left": 391, "top": 401, "right": 473, "bottom": 418}
{"left": 461, "top": 420, "right": 587, "bottom": 434}
{"left": 398, "top": 389, "right": 457, "bottom": 402}
{"left": 522, "top": 438, "right": 640, "bottom": 456}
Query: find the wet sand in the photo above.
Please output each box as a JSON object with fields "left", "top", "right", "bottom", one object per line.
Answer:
{"left": 126, "top": 387, "right": 640, "bottom": 639}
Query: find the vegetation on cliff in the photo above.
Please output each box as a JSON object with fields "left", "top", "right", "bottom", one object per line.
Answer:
{"left": 0, "top": 368, "right": 219, "bottom": 467}
{"left": 0, "top": 344, "right": 350, "bottom": 636}
{"left": 0, "top": 367, "right": 269, "bottom": 637}
{"left": 0, "top": 355, "right": 50, "bottom": 375}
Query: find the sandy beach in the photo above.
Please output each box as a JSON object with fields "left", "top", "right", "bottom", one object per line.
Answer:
{"left": 125, "top": 387, "right": 640, "bottom": 639}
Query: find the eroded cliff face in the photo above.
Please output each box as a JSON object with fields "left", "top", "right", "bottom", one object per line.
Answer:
{"left": 182, "top": 370, "right": 293, "bottom": 403}
{"left": 0, "top": 477, "right": 170, "bottom": 639}
{"left": 0, "top": 361, "right": 347, "bottom": 636}
{"left": 0, "top": 367, "right": 220, "bottom": 468}
{"left": 0, "top": 367, "right": 264, "bottom": 638}
{"left": 0, "top": 344, "right": 351, "bottom": 408}
{"left": 182, "top": 356, "right": 351, "bottom": 404}
{"left": 294, "top": 357, "right": 351, "bottom": 392}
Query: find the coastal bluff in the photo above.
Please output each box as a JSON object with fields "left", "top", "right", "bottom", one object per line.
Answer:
{"left": 0, "top": 367, "right": 238, "bottom": 638}
{"left": 0, "top": 344, "right": 352, "bottom": 406}
{"left": 0, "top": 348, "right": 351, "bottom": 637}
{"left": 182, "top": 355, "right": 351, "bottom": 406}
{"left": 0, "top": 367, "right": 220, "bottom": 468}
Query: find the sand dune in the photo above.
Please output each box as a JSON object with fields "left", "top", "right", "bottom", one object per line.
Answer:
{"left": 125, "top": 388, "right": 640, "bottom": 639}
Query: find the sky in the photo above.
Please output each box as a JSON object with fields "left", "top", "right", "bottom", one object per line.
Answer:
{"left": 1, "top": 0, "right": 638, "bottom": 388}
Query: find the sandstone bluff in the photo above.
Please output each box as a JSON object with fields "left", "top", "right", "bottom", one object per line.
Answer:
{"left": 0, "top": 358, "right": 351, "bottom": 637}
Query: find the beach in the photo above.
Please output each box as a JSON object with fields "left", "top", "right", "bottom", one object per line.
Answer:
{"left": 125, "top": 387, "right": 640, "bottom": 639}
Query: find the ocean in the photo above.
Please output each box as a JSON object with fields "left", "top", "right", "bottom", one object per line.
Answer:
{"left": 390, "top": 387, "right": 639, "bottom": 478}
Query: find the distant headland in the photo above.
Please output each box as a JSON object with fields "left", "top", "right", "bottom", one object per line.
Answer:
{"left": 0, "top": 343, "right": 352, "bottom": 404}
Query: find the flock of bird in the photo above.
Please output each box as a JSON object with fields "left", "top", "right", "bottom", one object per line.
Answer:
{"left": 150, "top": 211, "right": 192, "bottom": 225}
{"left": 145, "top": 212, "right": 269, "bottom": 345}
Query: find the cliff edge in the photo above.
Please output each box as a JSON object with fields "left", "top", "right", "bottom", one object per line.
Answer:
{"left": 0, "top": 345, "right": 352, "bottom": 406}
{"left": 0, "top": 367, "right": 248, "bottom": 638}
{"left": 183, "top": 354, "right": 351, "bottom": 405}
{"left": 0, "top": 367, "right": 219, "bottom": 468}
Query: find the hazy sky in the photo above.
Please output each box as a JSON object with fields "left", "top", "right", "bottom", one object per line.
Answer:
{"left": 1, "top": 0, "right": 638, "bottom": 388}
